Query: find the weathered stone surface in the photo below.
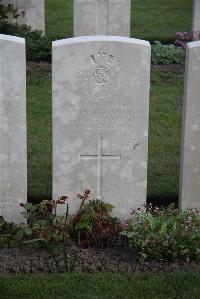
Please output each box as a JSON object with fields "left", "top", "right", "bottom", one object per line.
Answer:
{"left": 53, "top": 36, "right": 151, "bottom": 218}
{"left": 73, "top": 0, "right": 131, "bottom": 37}
{"left": 193, "top": 0, "right": 200, "bottom": 31}
{"left": 179, "top": 41, "right": 200, "bottom": 210}
{"left": 2, "top": 0, "right": 45, "bottom": 34}
{"left": 0, "top": 35, "right": 27, "bottom": 223}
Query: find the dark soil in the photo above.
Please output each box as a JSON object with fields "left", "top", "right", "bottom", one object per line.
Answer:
{"left": 26, "top": 61, "right": 51, "bottom": 71}
{"left": 152, "top": 64, "right": 184, "bottom": 73}
{"left": 0, "top": 246, "right": 200, "bottom": 275}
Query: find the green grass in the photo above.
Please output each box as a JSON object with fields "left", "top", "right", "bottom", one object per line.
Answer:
{"left": 131, "top": 0, "right": 192, "bottom": 42}
{"left": 27, "top": 66, "right": 183, "bottom": 203}
{"left": 148, "top": 66, "right": 184, "bottom": 204}
{"left": 45, "top": 0, "right": 192, "bottom": 42}
{"left": 27, "top": 67, "right": 52, "bottom": 200}
{"left": 45, "top": 0, "right": 72, "bottom": 39}
{"left": 1, "top": 273, "right": 200, "bottom": 299}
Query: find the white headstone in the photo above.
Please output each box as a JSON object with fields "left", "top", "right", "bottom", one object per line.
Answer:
{"left": 73, "top": 0, "right": 131, "bottom": 37}
{"left": 2, "top": 0, "right": 45, "bottom": 34}
{"left": 179, "top": 41, "right": 200, "bottom": 210}
{"left": 0, "top": 35, "right": 27, "bottom": 224}
{"left": 193, "top": 0, "right": 200, "bottom": 31}
{"left": 53, "top": 36, "right": 151, "bottom": 219}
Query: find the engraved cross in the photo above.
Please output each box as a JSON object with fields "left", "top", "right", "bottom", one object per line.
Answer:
{"left": 80, "top": 134, "right": 121, "bottom": 199}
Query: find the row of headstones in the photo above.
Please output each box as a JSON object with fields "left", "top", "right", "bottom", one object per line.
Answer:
{"left": 75, "top": 0, "right": 200, "bottom": 36}
{"left": 0, "top": 34, "right": 200, "bottom": 224}
{"left": 3, "top": 0, "right": 131, "bottom": 36}
{"left": 2, "top": 0, "right": 200, "bottom": 36}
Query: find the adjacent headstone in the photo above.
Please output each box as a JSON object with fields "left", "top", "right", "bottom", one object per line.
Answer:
{"left": 0, "top": 35, "right": 27, "bottom": 223}
{"left": 193, "top": 0, "right": 200, "bottom": 31}
{"left": 53, "top": 36, "right": 151, "bottom": 218}
{"left": 179, "top": 41, "right": 200, "bottom": 210}
{"left": 2, "top": 0, "right": 45, "bottom": 34}
{"left": 73, "top": 0, "right": 131, "bottom": 37}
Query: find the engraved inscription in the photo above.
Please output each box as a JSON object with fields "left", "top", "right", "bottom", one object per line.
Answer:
{"left": 0, "top": 114, "right": 9, "bottom": 132}
{"left": 80, "top": 50, "right": 120, "bottom": 98}
{"left": 0, "top": 121, "right": 8, "bottom": 132}
{"left": 57, "top": 102, "right": 142, "bottom": 129}
{"left": 0, "top": 193, "right": 17, "bottom": 211}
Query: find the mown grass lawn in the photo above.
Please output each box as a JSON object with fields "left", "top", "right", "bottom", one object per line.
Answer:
{"left": 27, "top": 65, "right": 184, "bottom": 204}
{"left": 1, "top": 273, "right": 200, "bottom": 299}
{"left": 148, "top": 66, "right": 183, "bottom": 205}
{"left": 27, "top": 66, "right": 52, "bottom": 201}
{"left": 45, "top": 0, "right": 192, "bottom": 42}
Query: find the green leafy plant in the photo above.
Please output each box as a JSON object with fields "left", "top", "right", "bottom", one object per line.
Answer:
{"left": 72, "top": 190, "right": 120, "bottom": 247}
{"left": 18, "top": 196, "right": 70, "bottom": 248}
{"left": 0, "top": 191, "right": 120, "bottom": 250}
{"left": 0, "top": 216, "right": 19, "bottom": 247}
{"left": 152, "top": 41, "right": 185, "bottom": 65}
{"left": 121, "top": 205, "right": 200, "bottom": 262}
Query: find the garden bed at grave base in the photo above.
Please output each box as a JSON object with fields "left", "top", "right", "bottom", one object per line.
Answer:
{"left": 1, "top": 193, "right": 200, "bottom": 275}
{"left": 1, "top": 245, "right": 200, "bottom": 275}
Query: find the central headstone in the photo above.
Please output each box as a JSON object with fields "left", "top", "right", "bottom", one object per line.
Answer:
{"left": 0, "top": 35, "right": 27, "bottom": 224}
{"left": 73, "top": 0, "right": 131, "bottom": 37}
{"left": 52, "top": 36, "right": 151, "bottom": 218}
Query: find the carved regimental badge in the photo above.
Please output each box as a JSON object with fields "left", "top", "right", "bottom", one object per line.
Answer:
{"left": 80, "top": 50, "right": 121, "bottom": 98}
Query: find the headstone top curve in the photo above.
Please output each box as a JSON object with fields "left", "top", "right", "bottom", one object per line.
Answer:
{"left": 187, "top": 40, "right": 200, "bottom": 48}
{"left": 53, "top": 36, "right": 150, "bottom": 48}
{"left": 0, "top": 34, "right": 25, "bottom": 44}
